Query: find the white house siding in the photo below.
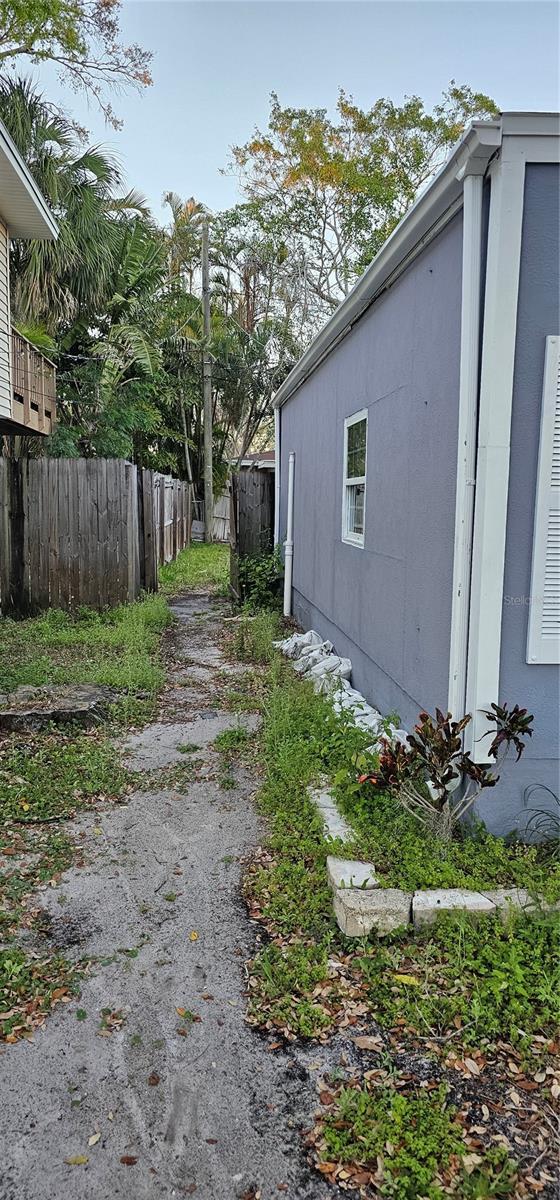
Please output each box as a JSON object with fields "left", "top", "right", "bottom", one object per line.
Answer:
{"left": 0, "top": 219, "right": 11, "bottom": 420}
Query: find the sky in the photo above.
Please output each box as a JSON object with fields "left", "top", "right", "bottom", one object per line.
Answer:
{"left": 34, "top": 0, "right": 560, "bottom": 226}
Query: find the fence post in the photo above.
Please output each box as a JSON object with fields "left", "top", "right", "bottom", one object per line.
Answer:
{"left": 7, "top": 459, "right": 28, "bottom": 615}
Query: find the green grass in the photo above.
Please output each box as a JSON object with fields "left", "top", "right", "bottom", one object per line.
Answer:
{"left": 232, "top": 609, "right": 282, "bottom": 663}
{"left": 159, "top": 543, "right": 229, "bottom": 594}
{"left": 353, "top": 908, "right": 560, "bottom": 1049}
{"left": 0, "top": 732, "right": 128, "bottom": 822}
{"left": 0, "top": 595, "right": 172, "bottom": 697}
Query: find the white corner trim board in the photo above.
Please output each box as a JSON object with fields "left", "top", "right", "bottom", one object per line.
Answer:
{"left": 465, "top": 139, "right": 527, "bottom": 760}
{"left": 448, "top": 172, "right": 484, "bottom": 720}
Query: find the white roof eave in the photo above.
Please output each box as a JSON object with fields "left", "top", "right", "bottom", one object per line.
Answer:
{"left": 0, "top": 119, "right": 58, "bottom": 240}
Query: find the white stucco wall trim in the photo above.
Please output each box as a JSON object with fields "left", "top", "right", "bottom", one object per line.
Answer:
{"left": 465, "top": 131, "right": 560, "bottom": 759}
{"left": 447, "top": 173, "right": 484, "bottom": 721}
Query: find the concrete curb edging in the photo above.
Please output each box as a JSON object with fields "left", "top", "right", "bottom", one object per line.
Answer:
{"left": 309, "top": 785, "right": 556, "bottom": 937}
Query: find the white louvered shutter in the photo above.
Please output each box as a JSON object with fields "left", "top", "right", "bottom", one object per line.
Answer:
{"left": 527, "top": 336, "right": 560, "bottom": 664}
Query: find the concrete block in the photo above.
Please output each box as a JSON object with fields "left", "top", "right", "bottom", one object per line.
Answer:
{"left": 333, "top": 887, "right": 412, "bottom": 937}
{"left": 481, "top": 887, "right": 532, "bottom": 913}
{"left": 309, "top": 787, "right": 352, "bottom": 842}
{"left": 481, "top": 888, "right": 560, "bottom": 920}
{"left": 327, "top": 856, "right": 378, "bottom": 891}
{"left": 412, "top": 888, "right": 495, "bottom": 928}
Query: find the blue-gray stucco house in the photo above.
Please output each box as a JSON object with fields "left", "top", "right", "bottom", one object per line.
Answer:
{"left": 274, "top": 112, "right": 560, "bottom": 836}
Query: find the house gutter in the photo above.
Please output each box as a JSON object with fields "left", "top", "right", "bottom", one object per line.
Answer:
{"left": 273, "top": 120, "right": 502, "bottom": 411}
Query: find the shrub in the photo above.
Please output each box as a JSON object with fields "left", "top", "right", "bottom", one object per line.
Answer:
{"left": 237, "top": 547, "right": 283, "bottom": 610}
{"left": 359, "top": 704, "right": 533, "bottom": 840}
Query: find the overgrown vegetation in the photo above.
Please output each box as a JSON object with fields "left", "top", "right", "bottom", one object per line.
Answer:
{"left": 359, "top": 704, "right": 534, "bottom": 840}
{"left": 311, "top": 1080, "right": 518, "bottom": 1199}
{"left": 0, "top": 585, "right": 176, "bottom": 1042}
{"left": 232, "top": 609, "right": 281, "bottom": 663}
{"left": 237, "top": 547, "right": 283, "bottom": 610}
{"left": 231, "top": 615, "right": 559, "bottom": 1196}
{"left": 159, "top": 543, "right": 229, "bottom": 595}
{"left": 0, "top": 596, "right": 172, "bottom": 699}
{"left": 0, "top": 733, "right": 128, "bottom": 823}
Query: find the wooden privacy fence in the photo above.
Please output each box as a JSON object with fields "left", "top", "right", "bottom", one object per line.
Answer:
{"left": 229, "top": 468, "right": 274, "bottom": 602}
{"left": 0, "top": 457, "right": 191, "bottom": 614}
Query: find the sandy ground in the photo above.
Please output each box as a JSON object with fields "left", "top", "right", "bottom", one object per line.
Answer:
{"left": 0, "top": 593, "right": 332, "bottom": 1200}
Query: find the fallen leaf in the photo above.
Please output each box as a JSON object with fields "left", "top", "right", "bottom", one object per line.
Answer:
{"left": 189, "top": 931, "right": 199, "bottom": 942}
{"left": 464, "top": 1058, "right": 481, "bottom": 1076}
{"left": 353, "top": 1035, "right": 384, "bottom": 1052}
{"left": 120, "top": 1155, "right": 138, "bottom": 1165}
{"left": 147, "top": 1072, "right": 160, "bottom": 1086}
{"left": 88, "top": 1133, "right": 101, "bottom": 1147}
{"left": 65, "top": 1155, "right": 89, "bottom": 1166}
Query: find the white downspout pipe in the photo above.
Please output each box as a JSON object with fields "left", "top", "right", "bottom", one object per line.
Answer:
{"left": 447, "top": 170, "right": 484, "bottom": 720}
{"left": 283, "top": 451, "right": 295, "bottom": 617}
{"left": 274, "top": 406, "right": 281, "bottom": 545}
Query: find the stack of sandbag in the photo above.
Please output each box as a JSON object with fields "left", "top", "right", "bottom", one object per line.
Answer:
{"left": 273, "top": 629, "right": 408, "bottom": 746}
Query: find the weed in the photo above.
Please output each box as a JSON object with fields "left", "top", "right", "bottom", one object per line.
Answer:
{"left": 218, "top": 772, "right": 236, "bottom": 791}
{"left": 0, "top": 825, "right": 77, "bottom": 938}
{"left": 159, "top": 544, "right": 229, "bottom": 594}
{"left": 237, "top": 548, "right": 283, "bottom": 611}
{"left": 232, "top": 610, "right": 281, "bottom": 664}
{"left": 213, "top": 726, "right": 249, "bottom": 751}
{"left": 0, "top": 733, "right": 127, "bottom": 822}
{"left": 0, "top": 595, "right": 171, "bottom": 698}
{"left": 354, "top": 909, "right": 560, "bottom": 1049}
{"left": 0, "top": 947, "right": 81, "bottom": 1041}
{"left": 318, "top": 1083, "right": 467, "bottom": 1200}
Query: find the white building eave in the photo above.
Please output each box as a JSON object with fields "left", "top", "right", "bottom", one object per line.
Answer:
{"left": 0, "top": 118, "right": 58, "bottom": 240}
{"left": 273, "top": 115, "right": 543, "bottom": 410}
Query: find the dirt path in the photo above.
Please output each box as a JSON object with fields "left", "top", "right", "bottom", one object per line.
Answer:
{"left": 0, "top": 593, "right": 330, "bottom": 1200}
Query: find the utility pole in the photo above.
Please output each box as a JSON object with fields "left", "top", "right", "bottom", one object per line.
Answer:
{"left": 201, "top": 219, "right": 213, "bottom": 542}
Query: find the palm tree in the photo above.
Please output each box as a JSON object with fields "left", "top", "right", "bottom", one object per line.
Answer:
{"left": 0, "top": 76, "right": 147, "bottom": 328}
{"left": 162, "top": 192, "right": 206, "bottom": 291}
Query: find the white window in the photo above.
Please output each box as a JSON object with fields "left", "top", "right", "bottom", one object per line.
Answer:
{"left": 342, "top": 409, "right": 367, "bottom": 547}
{"left": 527, "top": 336, "right": 560, "bottom": 664}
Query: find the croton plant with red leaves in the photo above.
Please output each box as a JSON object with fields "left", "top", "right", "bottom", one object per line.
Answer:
{"left": 359, "top": 702, "right": 533, "bottom": 839}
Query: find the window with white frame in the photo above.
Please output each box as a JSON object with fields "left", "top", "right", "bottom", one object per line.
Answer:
{"left": 342, "top": 410, "right": 367, "bottom": 546}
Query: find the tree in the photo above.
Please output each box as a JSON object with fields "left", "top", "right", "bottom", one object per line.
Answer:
{"left": 230, "top": 82, "right": 499, "bottom": 332}
{"left": 0, "top": 77, "right": 148, "bottom": 328}
{"left": 0, "top": 0, "right": 151, "bottom": 125}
